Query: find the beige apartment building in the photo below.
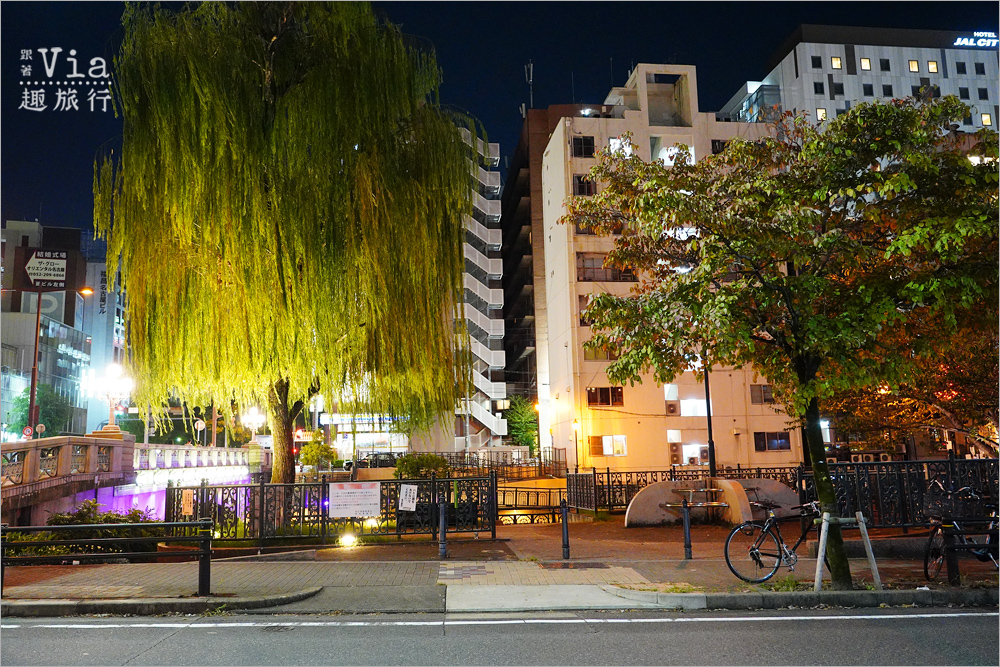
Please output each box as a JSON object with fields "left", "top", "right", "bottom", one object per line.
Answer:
{"left": 539, "top": 64, "right": 803, "bottom": 472}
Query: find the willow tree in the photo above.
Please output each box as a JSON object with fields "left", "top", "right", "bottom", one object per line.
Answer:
{"left": 94, "top": 2, "right": 476, "bottom": 482}
{"left": 564, "top": 97, "right": 998, "bottom": 589}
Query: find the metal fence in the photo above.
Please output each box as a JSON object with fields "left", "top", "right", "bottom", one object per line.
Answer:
{"left": 797, "top": 456, "right": 998, "bottom": 528}
{"left": 165, "top": 473, "right": 497, "bottom": 546}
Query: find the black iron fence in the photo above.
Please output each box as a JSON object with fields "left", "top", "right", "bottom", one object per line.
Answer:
{"left": 797, "top": 456, "right": 998, "bottom": 528}
{"left": 496, "top": 486, "right": 567, "bottom": 524}
{"left": 165, "top": 474, "right": 497, "bottom": 546}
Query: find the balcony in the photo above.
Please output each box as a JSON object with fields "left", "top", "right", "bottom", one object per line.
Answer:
{"left": 464, "top": 304, "right": 504, "bottom": 338}
{"left": 470, "top": 336, "right": 506, "bottom": 369}
{"left": 465, "top": 215, "right": 502, "bottom": 249}
{"left": 465, "top": 243, "right": 502, "bottom": 279}
{"left": 464, "top": 273, "right": 503, "bottom": 309}
{"left": 472, "top": 192, "right": 501, "bottom": 222}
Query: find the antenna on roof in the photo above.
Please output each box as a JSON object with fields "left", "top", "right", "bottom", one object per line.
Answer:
{"left": 525, "top": 61, "right": 534, "bottom": 109}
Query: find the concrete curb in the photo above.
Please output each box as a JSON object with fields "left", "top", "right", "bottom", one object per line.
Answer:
{"left": 601, "top": 585, "right": 1000, "bottom": 610}
{"left": 0, "top": 586, "right": 323, "bottom": 618}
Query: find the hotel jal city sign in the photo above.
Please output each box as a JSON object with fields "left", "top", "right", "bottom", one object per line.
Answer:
{"left": 953, "top": 31, "right": 999, "bottom": 48}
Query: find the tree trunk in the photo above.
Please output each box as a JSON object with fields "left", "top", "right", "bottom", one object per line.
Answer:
{"left": 803, "top": 396, "right": 853, "bottom": 590}
{"left": 268, "top": 379, "right": 295, "bottom": 484}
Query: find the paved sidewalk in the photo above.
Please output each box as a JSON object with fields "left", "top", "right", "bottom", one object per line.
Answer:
{"left": 2, "top": 520, "right": 997, "bottom": 616}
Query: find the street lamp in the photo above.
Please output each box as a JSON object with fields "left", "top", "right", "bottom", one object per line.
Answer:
{"left": 572, "top": 419, "right": 580, "bottom": 473}
{"left": 242, "top": 407, "right": 265, "bottom": 444}
{"left": 88, "top": 363, "right": 133, "bottom": 439}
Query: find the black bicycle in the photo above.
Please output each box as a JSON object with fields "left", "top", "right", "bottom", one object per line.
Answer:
{"left": 923, "top": 481, "right": 997, "bottom": 581}
{"left": 724, "top": 500, "right": 824, "bottom": 583}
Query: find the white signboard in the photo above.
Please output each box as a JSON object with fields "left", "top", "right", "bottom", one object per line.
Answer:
{"left": 181, "top": 489, "right": 195, "bottom": 515}
{"left": 25, "top": 250, "right": 68, "bottom": 288}
{"left": 328, "top": 482, "right": 381, "bottom": 518}
{"left": 398, "top": 484, "right": 418, "bottom": 512}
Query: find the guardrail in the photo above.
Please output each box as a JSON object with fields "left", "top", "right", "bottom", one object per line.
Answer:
{"left": 497, "top": 486, "right": 567, "bottom": 524}
{"left": 1, "top": 518, "right": 214, "bottom": 595}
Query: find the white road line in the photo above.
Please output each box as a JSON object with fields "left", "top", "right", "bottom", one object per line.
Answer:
{"left": 4, "top": 611, "right": 996, "bottom": 630}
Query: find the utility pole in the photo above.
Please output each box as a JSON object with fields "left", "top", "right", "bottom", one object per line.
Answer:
{"left": 525, "top": 60, "right": 534, "bottom": 109}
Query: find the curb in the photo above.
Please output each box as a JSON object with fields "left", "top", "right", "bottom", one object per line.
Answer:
{"left": 0, "top": 587, "right": 323, "bottom": 618}
{"left": 601, "top": 585, "right": 1000, "bottom": 610}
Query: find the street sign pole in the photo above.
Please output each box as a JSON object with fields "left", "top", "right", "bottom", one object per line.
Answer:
{"left": 26, "top": 291, "right": 43, "bottom": 439}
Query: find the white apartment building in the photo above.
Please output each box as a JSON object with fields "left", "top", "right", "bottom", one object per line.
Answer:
{"left": 720, "top": 25, "right": 999, "bottom": 128}
{"left": 81, "top": 258, "right": 128, "bottom": 432}
{"left": 540, "top": 64, "right": 801, "bottom": 472}
{"left": 456, "top": 129, "right": 508, "bottom": 450}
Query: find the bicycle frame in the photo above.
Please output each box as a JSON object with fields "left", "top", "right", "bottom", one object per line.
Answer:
{"left": 753, "top": 508, "right": 820, "bottom": 568}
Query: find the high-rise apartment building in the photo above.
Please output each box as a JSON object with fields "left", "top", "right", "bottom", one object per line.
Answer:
{"left": 720, "top": 25, "right": 998, "bottom": 128}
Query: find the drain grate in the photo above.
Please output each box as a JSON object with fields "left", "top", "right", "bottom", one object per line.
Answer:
{"left": 539, "top": 562, "right": 609, "bottom": 569}
{"left": 262, "top": 625, "right": 294, "bottom": 633}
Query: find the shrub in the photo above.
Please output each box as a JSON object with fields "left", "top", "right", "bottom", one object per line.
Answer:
{"left": 45, "top": 500, "right": 164, "bottom": 553}
{"left": 394, "top": 453, "right": 451, "bottom": 479}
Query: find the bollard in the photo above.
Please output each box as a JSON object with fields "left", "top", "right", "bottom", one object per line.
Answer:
{"left": 198, "top": 517, "right": 213, "bottom": 596}
{"left": 438, "top": 500, "right": 448, "bottom": 560}
{"left": 681, "top": 499, "right": 692, "bottom": 560}
{"left": 560, "top": 499, "right": 570, "bottom": 559}
{"left": 945, "top": 530, "right": 960, "bottom": 585}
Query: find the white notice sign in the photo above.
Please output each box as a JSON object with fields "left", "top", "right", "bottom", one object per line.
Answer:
{"left": 328, "top": 482, "right": 381, "bottom": 518}
{"left": 398, "top": 484, "right": 418, "bottom": 512}
{"left": 181, "top": 489, "right": 194, "bottom": 515}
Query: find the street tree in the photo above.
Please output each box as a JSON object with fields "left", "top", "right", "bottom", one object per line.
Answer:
{"left": 564, "top": 97, "right": 998, "bottom": 589}
{"left": 505, "top": 396, "right": 539, "bottom": 454}
{"left": 8, "top": 385, "right": 74, "bottom": 435}
{"left": 94, "top": 2, "right": 477, "bottom": 482}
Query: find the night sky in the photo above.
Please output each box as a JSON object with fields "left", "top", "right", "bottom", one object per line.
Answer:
{"left": 2, "top": 1, "right": 997, "bottom": 231}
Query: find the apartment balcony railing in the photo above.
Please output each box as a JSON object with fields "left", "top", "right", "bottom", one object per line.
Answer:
{"left": 459, "top": 128, "right": 500, "bottom": 167}
{"left": 472, "top": 192, "right": 501, "bottom": 222}
{"left": 464, "top": 304, "right": 504, "bottom": 338}
{"left": 465, "top": 215, "right": 502, "bottom": 249}
{"left": 470, "top": 336, "right": 506, "bottom": 369}
{"left": 464, "top": 243, "right": 503, "bottom": 279}
{"left": 470, "top": 162, "right": 501, "bottom": 195}
{"left": 472, "top": 368, "right": 506, "bottom": 399}
{"left": 464, "top": 273, "right": 503, "bottom": 309}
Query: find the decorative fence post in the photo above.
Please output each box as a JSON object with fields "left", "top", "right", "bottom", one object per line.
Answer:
{"left": 607, "top": 467, "right": 613, "bottom": 514}
{"left": 491, "top": 470, "right": 498, "bottom": 539}
{"left": 560, "top": 499, "right": 570, "bottom": 559}
{"left": 257, "top": 476, "right": 266, "bottom": 552}
{"left": 430, "top": 472, "right": 437, "bottom": 541}
{"left": 591, "top": 467, "right": 599, "bottom": 514}
{"left": 321, "top": 474, "right": 327, "bottom": 545}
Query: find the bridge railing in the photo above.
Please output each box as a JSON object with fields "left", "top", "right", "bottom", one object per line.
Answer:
{"left": 2, "top": 436, "right": 135, "bottom": 489}
{"left": 132, "top": 444, "right": 249, "bottom": 470}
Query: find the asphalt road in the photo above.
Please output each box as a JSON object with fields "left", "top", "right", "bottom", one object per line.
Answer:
{"left": 2, "top": 608, "right": 997, "bottom": 666}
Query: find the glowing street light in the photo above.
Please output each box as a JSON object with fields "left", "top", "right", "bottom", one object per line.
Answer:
{"left": 572, "top": 419, "right": 580, "bottom": 472}
{"left": 242, "top": 407, "right": 266, "bottom": 444}
{"left": 88, "top": 363, "right": 133, "bottom": 438}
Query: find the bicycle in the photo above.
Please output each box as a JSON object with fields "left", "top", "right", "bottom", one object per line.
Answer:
{"left": 724, "top": 499, "right": 825, "bottom": 583}
{"left": 922, "top": 481, "right": 998, "bottom": 581}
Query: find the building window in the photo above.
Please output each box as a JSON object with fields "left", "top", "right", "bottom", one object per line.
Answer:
{"left": 879, "top": 58, "right": 891, "bottom": 72}
{"left": 982, "top": 113, "right": 993, "bottom": 127}
{"left": 860, "top": 57, "right": 871, "bottom": 71}
{"left": 711, "top": 139, "right": 730, "bottom": 155}
{"left": 831, "top": 56, "right": 842, "bottom": 69}
{"left": 572, "top": 136, "right": 595, "bottom": 158}
{"left": 911, "top": 85, "right": 922, "bottom": 97}
{"left": 978, "top": 88, "right": 989, "bottom": 101}
{"left": 975, "top": 62, "right": 985, "bottom": 75}
{"left": 754, "top": 431, "right": 791, "bottom": 451}
{"left": 750, "top": 384, "right": 775, "bottom": 404}
{"left": 963, "top": 115, "right": 973, "bottom": 126}
{"left": 584, "top": 345, "right": 618, "bottom": 361}
{"left": 573, "top": 174, "right": 596, "bottom": 196}
{"left": 577, "top": 253, "right": 636, "bottom": 282}
{"left": 815, "top": 108, "right": 827, "bottom": 121}
{"left": 813, "top": 81, "right": 825, "bottom": 95}
{"left": 882, "top": 84, "right": 893, "bottom": 97}
{"left": 959, "top": 87, "right": 970, "bottom": 100}
{"left": 832, "top": 82, "right": 844, "bottom": 96}
{"left": 811, "top": 55, "right": 822, "bottom": 68}
{"left": 579, "top": 295, "right": 592, "bottom": 326}
{"left": 608, "top": 137, "right": 633, "bottom": 156}
{"left": 927, "top": 60, "right": 938, "bottom": 73}
{"left": 590, "top": 435, "right": 627, "bottom": 457}
{"left": 908, "top": 60, "right": 919, "bottom": 73}
{"left": 863, "top": 83, "right": 874, "bottom": 96}
{"left": 587, "top": 386, "right": 624, "bottom": 407}
{"left": 956, "top": 61, "right": 967, "bottom": 75}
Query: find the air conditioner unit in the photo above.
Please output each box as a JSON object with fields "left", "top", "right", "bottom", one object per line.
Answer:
{"left": 879, "top": 453, "right": 891, "bottom": 462}
{"left": 699, "top": 447, "right": 709, "bottom": 461}
{"left": 850, "top": 454, "right": 862, "bottom": 463}
{"left": 670, "top": 453, "right": 682, "bottom": 465}
{"left": 669, "top": 443, "right": 680, "bottom": 454}
{"left": 826, "top": 457, "right": 838, "bottom": 464}
{"left": 862, "top": 453, "right": 875, "bottom": 463}
{"left": 665, "top": 400, "right": 680, "bottom": 415}
{"left": 687, "top": 456, "right": 698, "bottom": 465}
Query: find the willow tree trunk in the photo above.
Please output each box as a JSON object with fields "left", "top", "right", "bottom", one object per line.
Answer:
{"left": 267, "top": 379, "right": 296, "bottom": 484}
{"left": 803, "top": 396, "right": 853, "bottom": 589}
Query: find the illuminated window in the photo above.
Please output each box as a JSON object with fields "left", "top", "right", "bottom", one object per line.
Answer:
{"left": 589, "top": 435, "right": 627, "bottom": 457}
{"left": 608, "top": 137, "right": 633, "bottom": 156}
{"left": 956, "top": 61, "right": 967, "bottom": 74}
{"left": 982, "top": 113, "right": 993, "bottom": 126}
{"left": 860, "top": 58, "right": 871, "bottom": 71}
{"left": 754, "top": 431, "right": 791, "bottom": 451}
{"left": 680, "top": 399, "right": 708, "bottom": 417}
{"left": 815, "top": 108, "right": 827, "bottom": 121}
{"left": 587, "top": 386, "right": 624, "bottom": 407}
{"left": 831, "top": 56, "right": 842, "bottom": 69}
{"left": 928, "top": 61, "right": 938, "bottom": 73}
{"left": 666, "top": 430, "right": 682, "bottom": 443}
{"left": 583, "top": 345, "right": 618, "bottom": 361}
{"left": 908, "top": 60, "right": 919, "bottom": 72}
{"left": 750, "top": 384, "right": 775, "bottom": 404}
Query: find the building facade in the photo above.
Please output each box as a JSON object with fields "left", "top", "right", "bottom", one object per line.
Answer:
{"left": 539, "top": 64, "right": 803, "bottom": 471}
{"left": 719, "top": 25, "right": 999, "bottom": 128}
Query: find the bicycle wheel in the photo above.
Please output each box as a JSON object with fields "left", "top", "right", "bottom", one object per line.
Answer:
{"left": 725, "top": 522, "right": 782, "bottom": 583}
{"left": 924, "top": 525, "right": 945, "bottom": 581}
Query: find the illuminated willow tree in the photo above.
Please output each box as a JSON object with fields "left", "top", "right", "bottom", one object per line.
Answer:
{"left": 94, "top": 2, "right": 476, "bottom": 482}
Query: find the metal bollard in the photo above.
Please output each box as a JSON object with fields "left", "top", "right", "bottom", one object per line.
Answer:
{"left": 198, "top": 517, "right": 213, "bottom": 596}
{"left": 945, "top": 530, "right": 960, "bottom": 585}
{"left": 438, "top": 500, "right": 448, "bottom": 560}
{"left": 560, "top": 499, "right": 570, "bottom": 559}
{"left": 682, "top": 499, "right": 692, "bottom": 560}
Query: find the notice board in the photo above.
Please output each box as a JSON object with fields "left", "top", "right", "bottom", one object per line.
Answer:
{"left": 328, "top": 482, "right": 381, "bottom": 518}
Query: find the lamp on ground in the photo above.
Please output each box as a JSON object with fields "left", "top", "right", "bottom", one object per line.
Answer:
{"left": 87, "top": 363, "right": 133, "bottom": 439}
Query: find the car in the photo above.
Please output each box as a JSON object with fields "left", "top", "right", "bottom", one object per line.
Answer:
{"left": 343, "top": 452, "right": 400, "bottom": 471}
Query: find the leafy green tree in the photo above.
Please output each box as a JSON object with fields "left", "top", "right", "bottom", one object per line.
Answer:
{"left": 394, "top": 453, "right": 451, "bottom": 479}
{"left": 299, "top": 432, "right": 335, "bottom": 470}
{"left": 565, "top": 97, "right": 997, "bottom": 589}
{"left": 8, "top": 385, "right": 74, "bottom": 435}
{"left": 505, "top": 396, "right": 539, "bottom": 454}
{"left": 94, "top": 2, "right": 479, "bottom": 482}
